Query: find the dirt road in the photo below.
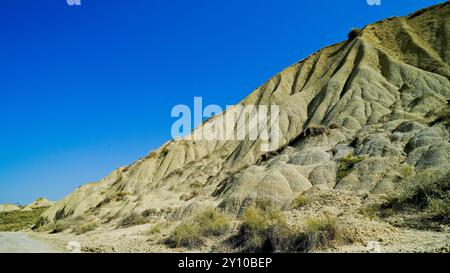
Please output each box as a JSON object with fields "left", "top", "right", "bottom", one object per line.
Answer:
{"left": 0, "top": 232, "right": 64, "bottom": 253}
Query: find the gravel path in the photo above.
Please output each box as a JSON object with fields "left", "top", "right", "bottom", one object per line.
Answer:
{"left": 0, "top": 232, "right": 64, "bottom": 253}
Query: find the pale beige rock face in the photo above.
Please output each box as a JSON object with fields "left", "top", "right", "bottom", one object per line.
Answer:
{"left": 40, "top": 3, "right": 450, "bottom": 225}
{"left": 0, "top": 204, "right": 21, "bottom": 213}
{"left": 25, "top": 198, "right": 55, "bottom": 210}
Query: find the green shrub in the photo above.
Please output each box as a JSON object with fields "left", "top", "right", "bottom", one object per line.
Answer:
{"left": 385, "top": 168, "right": 450, "bottom": 221}
{"left": 195, "top": 207, "right": 230, "bottom": 236}
{"left": 387, "top": 168, "right": 449, "bottom": 208}
{"left": 141, "top": 208, "right": 158, "bottom": 218}
{"left": 46, "top": 219, "right": 77, "bottom": 234}
{"left": 231, "top": 208, "right": 343, "bottom": 253}
{"left": 336, "top": 154, "right": 364, "bottom": 181}
{"left": 430, "top": 105, "right": 450, "bottom": 125}
{"left": 190, "top": 181, "right": 204, "bottom": 189}
{"left": 293, "top": 216, "right": 340, "bottom": 252}
{"left": 48, "top": 222, "right": 66, "bottom": 234}
{"left": 230, "top": 207, "right": 288, "bottom": 253}
{"left": 360, "top": 203, "right": 395, "bottom": 220}
{"left": 291, "top": 194, "right": 310, "bottom": 209}
{"left": 95, "top": 197, "right": 111, "bottom": 208}
{"left": 117, "top": 213, "right": 148, "bottom": 228}
{"left": 165, "top": 222, "right": 204, "bottom": 249}
{"left": 165, "top": 208, "right": 230, "bottom": 249}
{"left": 398, "top": 164, "right": 414, "bottom": 178}
{"left": 427, "top": 193, "right": 450, "bottom": 220}
{"left": 147, "top": 223, "right": 162, "bottom": 235}
{"left": 74, "top": 221, "right": 98, "bottom": 235}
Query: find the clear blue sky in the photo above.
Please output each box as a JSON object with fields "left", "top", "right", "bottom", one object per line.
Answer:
{"left": 0, "top": 0, "right": 444, "bottom": 204}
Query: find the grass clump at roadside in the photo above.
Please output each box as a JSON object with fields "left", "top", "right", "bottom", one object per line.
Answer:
{"left": 0, "top": 207, "right": 49, "bottom": 232}
{"left": 230, "top": 207, "right": 343, "bottom": 253}
{"left": 293, "top": 216, "right": 340, "bottom": 252}
{"left": 229, "top": 207, "right": 289, "bottom": 252}
{"left": 165, "top": 207, "right": 230, "bottom": 249}
{"left": 164, "top": 222, "right": 204, "bottom": 249}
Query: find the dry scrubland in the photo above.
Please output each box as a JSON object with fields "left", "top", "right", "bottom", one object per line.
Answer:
{"left": 3, "top": 3, "right": 450, "bottom": 253}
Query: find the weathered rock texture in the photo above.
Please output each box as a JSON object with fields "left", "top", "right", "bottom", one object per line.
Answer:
{"left": 39, "top": 3, "right": 450, "bottom": 225}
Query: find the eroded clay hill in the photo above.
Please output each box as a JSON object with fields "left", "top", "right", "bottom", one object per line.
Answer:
{"left": 38, "top": 3, "right": 450, "bottom": 226}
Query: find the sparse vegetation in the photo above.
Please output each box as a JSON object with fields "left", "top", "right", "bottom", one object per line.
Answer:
{"left": 230, "top": 208, "right": 343, "bottom": 253}
{"left": 427, "top": 194, "right": 450, "bottom": 220}
{"left": 430, "top": 105, "right": 450, "bottom": 125}
{"left": 398, "top": 164, "right": 414, "bottom": 178}
{"left": 147, "top": 223, "right": 162, "bottom": 235}
{"left": 336, "top": 154, "right": 365, "bottom": 181}
{"left": 74, "top": 221, "right": 98, "bottom": 235}
{"left": 328, "top": 123, "right": 341, "bottom": 129}
{"left": 360, "top": 203, "right": 395, "bottom": 220}
{"left": 385, "top": 168, "right": 450, "bottom": 222}
{"left": 35, "top": 216, "right": 85, "bottom": 233}
{"left": 301, "top": 125, "right": 329, "bottom": 138}
{"left": 141, "top": 208, "right": 158, "bottom": 218}
{"left": 117, "top": 213, "right": 149, "bottom": 228}
{"left": 115, "top": 192, "right": 131, "bottom": 201}
{"left": 293, "top": 216, "right": 340, "bottom": 252}
{"left": 47, "top": 222, "right": 67, "bottom": 234}
{"left": 180, "top": 190, "right": 199, "bottom": 201}
{"left": 95, "top": 197, "right": 111, "bottom": 208}
{"left": 230, "top": 207, "right": 289, "bottom": 252}
{"left": 165, "top": 207, "right": 230, "bottom": 249}
{"left": 195, "top": 207, "right": 230, "bottom": 236}
{"left": 291, "top": 194, "right": 310, "bottom": 209}
{"left": 144, "top": 151, "right": 157, "bottom": 160}
{"left": 190, "top": 181, "right": 204, "bottom": 189}
{"left": 0, "top": 207, "right": 48, "bottom": 231}
{"left": 165, "top": 222, "right": 204, "bottom": 249}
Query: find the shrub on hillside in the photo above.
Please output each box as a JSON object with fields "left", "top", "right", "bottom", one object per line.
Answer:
{"left": 385, "top": 168, "right": 450, "bottom": 221}
{"left": 195, "top": 207, "right": 230, "bottom": 236}
{"left": 117, "top": 213, "right": 148, "bottom": 228}
{"left": 230, "top": 208, "right": 342, "bottom": 253}
{"left": 293, "top": 216, "right": 340, "bottom": 252}
{"left": 165, "top": 222, "right": 204, "bottom": 249}
{"left": 147, "top": 223, "right": 162, "bottom": 235}
{"left": 229, "top": 207, "right": 289, "bottom": 252}
{"left": 74, "top": 221, "right": 98, "bottom": 235}
{"left": 336, "top": 154, "right": 365, "bottom": 181}
{"left": 291, "top": 194, "right": 310, "bottom": 209}
{"left": 165, "top": 207, "right": 230, "bottom": 249}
